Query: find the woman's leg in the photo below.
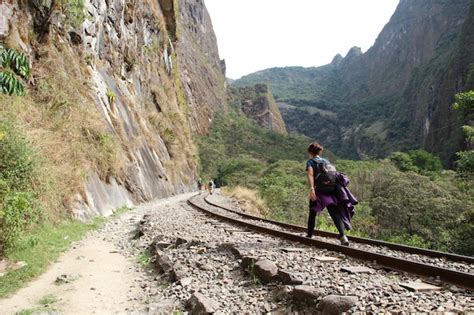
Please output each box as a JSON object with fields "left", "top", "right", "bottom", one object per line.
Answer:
{"left": 307, "top": 204, "right": 317, "bottom": 237}
{"left": 327, "top": 205, "right": 345, "bottom": 237}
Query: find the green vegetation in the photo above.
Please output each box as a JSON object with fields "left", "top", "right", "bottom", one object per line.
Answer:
{"left": 197, "top": 107, "right": 334, "bottom": 185}
{"left": 198, "top": 108, "right": 474, "bottom": 255}
{"left": 0, "top": 119, "right": 41, "bottom": 254}
{"left": 246, "top": 261, "right": 262, "bottom": 286}
{"left": 389, "top": 150, "right": 442, "bottom": 176}
{"left": 0, "top": 45, "right": 30, "bottom": 96}
{"left": 61, "top": 0, "right": 86, "bottom": 28}
{"left": 137, "top": 249, "right": 154, "bottom": 271}
{"left": 16, "top": 294, "right": 59, "bottom": 314}
{"left": 39, "top": 294, "right": 59, "bottom": 306}
{"left": 453, "top": 91, "right": 474, "bottom": 178}
{"left": 106, "top": 90, "right": 116, "bottom": 105}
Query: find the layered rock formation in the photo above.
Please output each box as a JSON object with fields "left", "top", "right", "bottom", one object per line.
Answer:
{"left": 1, "top": 0, "right": 226, "bottom": 218}
{"left": 235, "top": 0, "right": 474, "bottom": 164}
{"left": 229, "top": 84, "right": 287, "bottom": 134}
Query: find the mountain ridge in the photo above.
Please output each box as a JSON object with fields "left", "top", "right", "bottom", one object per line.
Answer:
{"left": 234, "top": 0, "right": 474, "bottom": 164}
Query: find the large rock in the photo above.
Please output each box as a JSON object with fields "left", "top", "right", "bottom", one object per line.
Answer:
{"left": 278, "top": 270, "right": 303, "bottom": 285}
{"left": 155, "top": 251, "right": 173, "bottom": 274}
{"left": 292, "top": 285, "right": 323, "bottom": 304}
{"left": 318, "top": 295, "right": 358, "bottom": 314}
{"left": 175, "top": 237, "right": 199, "bottom": 247}
{"left": 0, "top": 3, "right": 12, "bottom": 38}
{"left": 186, "top": 293, "right": 219, "bottom": 314}
{"left": 220, "top": 243, "right": 244, "bottom": 258}
{"left": 254, "top": 259, "right": 278, "bottom": 283}
{"left": 148, "top": 298, "right": 179, "bottom": 315}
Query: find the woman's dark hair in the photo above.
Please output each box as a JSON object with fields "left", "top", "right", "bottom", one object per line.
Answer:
{"left": 308, "top": 142, "right": 324, "bottom": 155}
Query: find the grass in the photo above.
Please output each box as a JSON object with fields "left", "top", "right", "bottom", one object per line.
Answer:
{"left": 17, "top": 293, "right": 60, "bottom": 315}
{"left": 222, "top": 186, "right": 268, "bottom": 217}
{"left": 0, "top": 204, "right": 131, "bottom": 298}
{"left": 137, "top": 249, "right": 153, "bottom": 268}
{"left": 39, "top": 293, "right": 59, "bottom": 306}
{"left": 17, "top": 307, "right": 58, "bottom": 315}
{"left": 246, "top": 262, "right": 262, "bottom": 286}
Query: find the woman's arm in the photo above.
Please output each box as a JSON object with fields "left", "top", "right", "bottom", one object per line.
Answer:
{"left": 307, "top": 166, "right": 317, "bottom": 201}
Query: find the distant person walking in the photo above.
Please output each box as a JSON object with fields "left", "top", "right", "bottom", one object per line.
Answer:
{"left": 198, "top": 178, "right": 203, "bottom": 194}
{"left": 305, "top": 143, "right": 358, "bottom": 245}
{"left": 208, "top": 179, "right": 215, "bottom": 195}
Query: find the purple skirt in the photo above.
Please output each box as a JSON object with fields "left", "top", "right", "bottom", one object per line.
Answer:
{"left": 309, "top": 174, "right": 358, "bottom": 230}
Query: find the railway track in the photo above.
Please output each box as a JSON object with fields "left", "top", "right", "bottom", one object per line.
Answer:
{"left": 188, "top": 194, "right": 474, "bottom": 291}
{"left": 204, "top": 195, "right": 474, "bottom": 265}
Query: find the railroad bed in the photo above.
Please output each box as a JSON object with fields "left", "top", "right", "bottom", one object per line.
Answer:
{"left": 203, "top": 193, "right": 474, "bottom": 276}
{"left": 193, "top": 194, "right": 474, "bottom": 291}
{"left": 138, "top": 193, "right": 474, "bottom": 313}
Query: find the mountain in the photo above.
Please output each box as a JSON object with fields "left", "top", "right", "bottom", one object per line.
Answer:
{"left": 0, "top": 0, "right": 226, "bottom": 219}
{"left": 228, "top": 84, "right": 287, "bottom": 134}
{"left": 234, "top": 0, "right": 474, "bottom": 164}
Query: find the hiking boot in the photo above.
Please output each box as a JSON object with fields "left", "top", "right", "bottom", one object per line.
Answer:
{"left": 340, "top": 235, "right": 349, "bottom": 246}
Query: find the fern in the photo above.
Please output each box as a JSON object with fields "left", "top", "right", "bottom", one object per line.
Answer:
{"left": 0, "top": 45, "right": 30, "bottom": 96}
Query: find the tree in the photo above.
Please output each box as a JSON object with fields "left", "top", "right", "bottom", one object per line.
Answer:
{"left": 453, "top": 91, "right": 474, "bottom": 175}
{"left": 408, "top": 150, "right": 442, "bottom": 174}
{"left": 389, "top": 152, "right": 418, "bottom": 172}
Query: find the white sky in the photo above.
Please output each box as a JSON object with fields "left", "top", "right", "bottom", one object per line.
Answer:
{"left": 205, "top": 0, "right": 400, "bottom": 79}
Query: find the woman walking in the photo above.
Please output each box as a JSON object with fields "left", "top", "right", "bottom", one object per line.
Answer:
{"left": 306, "top": 143, "right": 357, "bottom": 245}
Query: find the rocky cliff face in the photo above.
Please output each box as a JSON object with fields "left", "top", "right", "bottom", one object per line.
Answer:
{"left": 229, "top": 84, "right": 287, "bottom": 134}
{"left": 0, "top": 0, "right": 226, "bottom": 219}
{"left": 235, "top": 0, "right": 473, "bottom": 164}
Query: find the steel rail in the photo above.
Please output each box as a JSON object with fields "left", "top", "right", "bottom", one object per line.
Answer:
{"left": 204, "top": 196, "right": 474, "bottom": 264}
{"left": 188, "top": 195, "right": 474, "bottom": 290}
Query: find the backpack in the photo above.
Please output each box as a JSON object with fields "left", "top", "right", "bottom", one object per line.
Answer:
{"left": 311, "top": 157, "right": 337, "bottom": 193}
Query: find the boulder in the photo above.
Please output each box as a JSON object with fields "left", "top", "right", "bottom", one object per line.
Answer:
{"left": 170, "top": 267, "right": 187, "bottom": 282}
{"left": 318, "top": 295, "right": 357, "bottom": 315}
{"left": 278, "top": 270, "right": 303, "bottom": 285}
{"left": 292, "top": 285, "right": 323, "bottom": 304}
{"left": 175, "top": 237, "right": 199, "bottom": 247}
{"left": 254, "top": 259, "right": 278, "bottom": 283}
{"left": 186, "top": 293, "right": 219, "bottom": 314}
{"left": 219, "top": 243, "right": 244, "bottom": 258}
{"left": 0, "top": 3, "right": 12, "bottom": 38}
{"left": 155, "top": 251, "right": 173, "bottom": 274}
{"left": 148, "top": 298, "right": 179, "bottom": 315}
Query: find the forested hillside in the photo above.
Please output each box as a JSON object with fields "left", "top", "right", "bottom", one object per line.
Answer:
{"left": 198, "top": 101, "right": 474, "bottom": 255}
{"left": 234, "top": 0, "right": 474, "bottom": 165}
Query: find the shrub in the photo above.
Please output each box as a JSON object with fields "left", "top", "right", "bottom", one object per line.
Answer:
{"left": 456, "top": 150, "right": 474, "bottom": 175}
{"left": 388, "top": 151, "right": 418, "bottom": 172}
{"left": 408, "top": 149, "right": 442, "bottom": 174}
{"left": 218, "top": 155, "right": 266, "bottom": 188}
{"left": 1, "top": 191, "right": 40, "bottom": 250}
{"left": 389, "top": 150, "right": 442, "bottom": 175}
{"left": 61, "top": 0, "right": 86, "bottom": 28}
{"left": 258, "top": 160, "right": 307, "bottom": 224}
{"left": 0, "top": 119, "right": 41, "bottom": 253}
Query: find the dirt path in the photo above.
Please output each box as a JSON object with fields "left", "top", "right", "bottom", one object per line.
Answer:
{"left": 0, "top": 193, "right": 195, "bottom": 315}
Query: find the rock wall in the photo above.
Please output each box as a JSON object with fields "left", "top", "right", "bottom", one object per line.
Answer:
{"left": 1, "top": 0, "right": 226, "bottom": 219}
{"left": 229, "top": 84, "right": 287, "bottom": 134}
